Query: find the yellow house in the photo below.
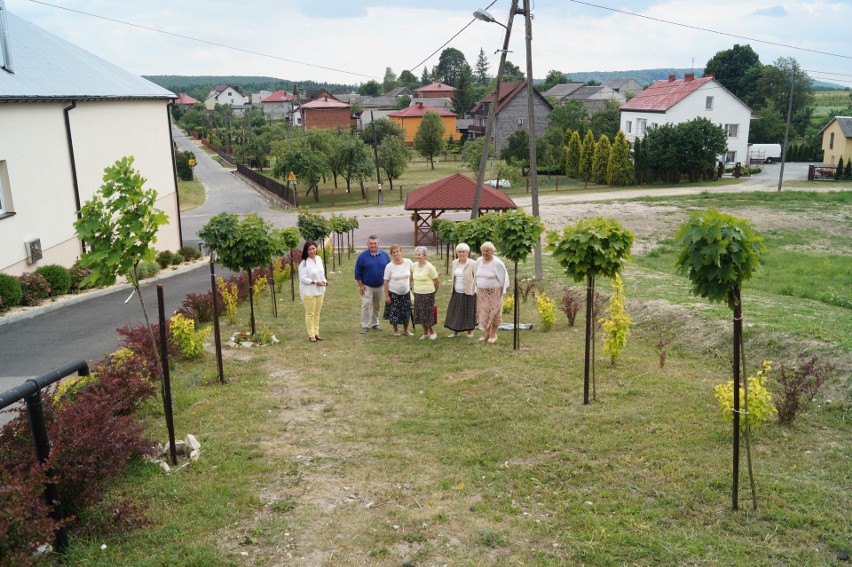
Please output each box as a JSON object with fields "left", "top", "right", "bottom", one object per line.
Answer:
{"left": 819, "top": 116, "right": 852, "bottom": 166}
{"left": 388, "top": 102, "right": 457, "bottom": 145}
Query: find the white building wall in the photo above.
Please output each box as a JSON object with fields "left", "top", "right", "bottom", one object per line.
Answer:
{"left": 620, "top": 81, "right": 751, "bottom": 163}
{"left": 0, "top": 100, "right": 181, "bottom": 276}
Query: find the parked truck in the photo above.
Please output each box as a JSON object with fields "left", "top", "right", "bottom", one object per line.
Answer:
{"left": 748, "top": 143, "right": 783, "bottom": 164}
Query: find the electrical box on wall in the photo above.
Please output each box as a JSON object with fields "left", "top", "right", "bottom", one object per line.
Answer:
{"left": 25, "top": 239, "right": 42, "bottom": 264}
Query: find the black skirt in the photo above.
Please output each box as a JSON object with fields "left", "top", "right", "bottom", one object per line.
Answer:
{"left": 383, "top": 291, "right": 411, "bottom": 325}
{"left": 444, "top": 290, "right": 477, "bottom": 331}
{"left": 412, "top": 292, "right": 436, "bottom": 325}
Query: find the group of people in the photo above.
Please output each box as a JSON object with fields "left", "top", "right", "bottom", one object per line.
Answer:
{"left": 298, "top": 235, "right": 509, "bottom": 343}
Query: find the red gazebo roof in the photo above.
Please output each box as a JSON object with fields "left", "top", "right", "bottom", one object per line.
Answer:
{"left": 404, "top": 173, "right": 516, "bottom": 210}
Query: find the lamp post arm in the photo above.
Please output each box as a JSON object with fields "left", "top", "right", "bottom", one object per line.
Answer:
{"left": 471, "top": 0, "right": 519, "bottom": 219}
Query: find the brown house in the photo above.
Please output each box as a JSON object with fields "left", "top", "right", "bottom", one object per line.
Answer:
{"left": 469, "top": 80, "right": 551, "bottom": 153}
{"left": 299, "top": 94, "right": 353, "bottom": 130}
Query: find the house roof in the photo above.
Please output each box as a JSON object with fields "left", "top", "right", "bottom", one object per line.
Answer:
{"left": 471, "top": 81, "right": 552, "bottom": 115}
{"left": 404, "top": 173, "right": 516, "bottom": 211}
{"left": 388, "top": 102, "right": 455, "bottom": 118}
{"left": 566, "top": 85, "right": 624, "bottom": 102}
{"left": 261, "top": 90, "right": 294, "bottom": 103}
{"left": 361, "top": 95, "right": 400, "bottom": 109}
{"left": 415, "top": 82, "right": 456, "bottom": 94}
{"left": 385, "top": 87, "right": 413, "bottom": 97}
{"left": 543, "top": 82, "right": 584, "bottom": 99}
{"left": 176, "top": 93, "right": 200, "bottom": 105}
{"left": 0, "top": 12, "right": 174, "bottom": 101}
{"left": 410, "top": 96, "right": 453, "bottom": 111}
{"left": 818, "top": 116, "right": 852, "bottom": 137}
{"left": 619, "top": 74, "right": 714, "bottom": 112}
{"left": 300, "top": 95, "right": 350, "bottom": 109}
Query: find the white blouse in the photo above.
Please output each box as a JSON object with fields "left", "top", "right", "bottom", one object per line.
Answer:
{"left": 298, "top": 256, "right": 327, "bottom": 299}
{"left": 383, "top": 258, "right": 413, "bottom": 295}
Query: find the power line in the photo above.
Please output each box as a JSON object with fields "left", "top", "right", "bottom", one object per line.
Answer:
{"left": 568, "top": 0, "right": 852, "bottom": 62}
{"left": 25, "top": 0, "right": 378, "bottom": 80}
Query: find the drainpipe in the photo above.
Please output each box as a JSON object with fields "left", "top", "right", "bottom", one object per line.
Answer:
{"left": 166, "top": 101, "right": 184, "bottom": 247}
{"left": 0, "top": 0, "right": 13, "bottom": 74}
{"left": 63, "top": 100, "right": 85, "bottom": 254}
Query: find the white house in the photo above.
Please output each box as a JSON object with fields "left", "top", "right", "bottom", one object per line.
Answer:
{"left": 619, "top": 74, "right": 752, "bottom": 164}
{"left": 0, "top": 11, "right": 182, "bottom": 276}
{"left": 204, "top": 85, "right": 249, "bottom": 110}
{"left": 260, "top": 90, "right": 296, "bottom": 121}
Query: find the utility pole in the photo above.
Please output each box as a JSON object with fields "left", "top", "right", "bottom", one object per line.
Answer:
{"left": 778, "top": 76, "right": 794, "bottom": 193}
{"left": 523, "top": 0, "right": 542, "bottom": 279}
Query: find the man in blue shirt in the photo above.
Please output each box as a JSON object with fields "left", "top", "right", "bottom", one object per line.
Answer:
{"left": 354, "top": 234, "right": 390, "bottom": 333}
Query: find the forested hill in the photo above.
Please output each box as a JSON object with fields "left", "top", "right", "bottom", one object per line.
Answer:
{"left": 557, "top": 68, "right": 699, "bottom": 86}
{"left": 143, "top": 75, "right": 356, "bottom": 101}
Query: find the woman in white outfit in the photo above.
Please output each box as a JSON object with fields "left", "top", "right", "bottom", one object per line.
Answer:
{"left": 443, "top": 242, "right": 477, "bottom": 338}
{"left": 383, "top": 244, "right": 414, "bottom": 336}
{"left": 298, "top": 241, "right": 327, "bottom": 343}
{"left": 475, "top": 241, "right": 509, "bottom": 343}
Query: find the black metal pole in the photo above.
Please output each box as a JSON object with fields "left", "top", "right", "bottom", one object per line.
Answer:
{"left": 583, "top": 274, "right": 593, "bottom": 405}
{"left": 25, "top": 388, "right": 69, "bottom": 553}
{"left": 269, "top": 262, "right": 278, "bottom": 318}
{"left": 732, "top": 290, "right": 742, "bottom": 510}
{"left": 156, "top": 285, "right": 178, "bottom": 466}
{"left": 209, "top": 263, "right": 225, "bottom": 385}
{"left": 513, "top": 261, "right": 519, "bottom": 350}
{"left": 290, "top": 254, "right": 295, "bottom": 302}
{"left": 247, "top": 269, "right": 256, "bottom": 336}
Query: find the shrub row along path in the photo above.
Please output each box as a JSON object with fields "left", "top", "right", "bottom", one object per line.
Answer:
{"left": 0, "top": 128, "right": 825, "bottom": 422}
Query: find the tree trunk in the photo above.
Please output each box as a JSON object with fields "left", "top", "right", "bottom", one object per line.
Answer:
{"left": 513, "top": 260, "right": 519, "bottom": 351}
{"left": 247, "top": 269, "right": 256, "bottom": 336}
{"left": 583, "top": 274, "right": 593, "bottom": 405}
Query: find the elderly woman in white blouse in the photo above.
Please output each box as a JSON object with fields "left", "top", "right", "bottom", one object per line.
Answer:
{"left": 475, "top": 241, "right": 509, "bottom": 343}
{"left": 383, "top": 244, "right": 414, "bottom": 336}
{"left": 443, "top": 242, "right": 477, "bottom": 338}
{"left": 298, "top": 240, "right": 328, "bottom": 343}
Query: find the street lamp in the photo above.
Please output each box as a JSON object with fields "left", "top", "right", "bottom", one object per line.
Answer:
{"left": 472, "top": 0, "right": 542, "bottom": 279}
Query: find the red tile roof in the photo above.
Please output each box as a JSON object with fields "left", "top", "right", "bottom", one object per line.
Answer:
{"left": 300, "top": 95, "right": 350, "bottom": 109}
{"left": 262, "top": 90, "right": 294, "bottom": 102}
{"left": 405, "top": 173, "right": 517, "bottom": 211}
{"left": 175, "top": 92, "right": 199, "bottom": 105}
{"left": 416, "top": 82, "right": 456, "bottom": 94}
{"left": 620, "top": 75, "right": 714, "bottom": 112}
{"left": 388, "top": 102, "right": 455, "bottom": 118}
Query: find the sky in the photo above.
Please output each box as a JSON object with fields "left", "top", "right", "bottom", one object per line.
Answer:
{"left": 5, "top": 0, "right": 852, "bottom": 89}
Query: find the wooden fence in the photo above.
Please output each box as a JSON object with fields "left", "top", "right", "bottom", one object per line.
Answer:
{"left": 236, "top": 164, "right": 297, "bottom": 207}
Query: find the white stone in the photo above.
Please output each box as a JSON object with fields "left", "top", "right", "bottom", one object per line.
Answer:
{"left": 160, "top": 461, "right": 170, "bottom": 472}
{"left": 190, "top": 449, "right": 200, "bottom": 461}
{"left": 185, "top": 434, "right": 201, "bottom": 451}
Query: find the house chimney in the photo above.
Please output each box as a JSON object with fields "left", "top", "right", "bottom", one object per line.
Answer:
{"left": 0, "top": 0, "right": 13, "bottom": 74}
{"left": 703, "top": 72, "right": 715, "bottom": 79}
{"left": 684, "top": 73, "right": 695, "bottom": 82}
{"left": 668, "top": 75, "right": 675, "bottom": 82}
{"left": 416, "top": 102, "right": 424, "bottom": 109}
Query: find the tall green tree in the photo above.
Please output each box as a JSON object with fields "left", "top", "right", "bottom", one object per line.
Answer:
{"left": 542, "top": 69, "right": 569, "bottom": 92}
{"left": 234, "top": 132, "right": 271, "bottom": 170}
{"left": 382, "top": 67, "right": 399, "bottom": 92}
{"left": 591, "top": 134, "right": 611, "bottom": 184}
{"left": 399, "top": 69, "right": 418, "bottom": 90}
{"left": 589, "top": 100, "right": 621, "bottom": 141}
{"left": 704, "top": 44, "right": 762, "bottom": 100}
{"left": 358, "top": 80, "right": 382, "bottom": 96}
{"left": 271, "top": 138, "right": 330, "bottom": 202}
{"left": 461, "top": 136, "right": 494, "bottom": 172}
{"left": 500, "top": 129, "right": 530, "bottom": 176}
{"left": 377, "top": 135, "right": 412, "bottom": 191}
{"left": 413, "top": 111, "right": 446, "bottom": 169}
{"left": 74, "top": 156, "right": 169, "bottom": 378}
{"left": 335, "top": 132, "right": 374, "bottom": 195}
{"left": 475, "top": 48, "right": 490, "bottom": 85}
{"left": 452, "top": 63, "right": 478, "bottom": 118}
{"left": 748, "top": 99, "right": 785, "bottom": 143}
{"left": 435, "top": 48, "right": 469, "bottom": 87}
{"left": 565, "top": 130, "right": 582, "bottom": 178}
{"left": 679, "top": 118, "right": 728, "bottom": 182}
{"left": 607, "top": 131, "right": 634, "bottom": 186}
{"left": 502, "top": 61, "right": 524, "bottom": 82}
{"left": 548, "top": 99, "right": 588, "bottom": 140}
{"left": 420, "top": 66, "right": 431, "bottom": 85}
{"left": 361, "top": 118, "right": 404, "bottom": 146}
{"left": 580, "top": 128, "right": 595, "bottom": 187}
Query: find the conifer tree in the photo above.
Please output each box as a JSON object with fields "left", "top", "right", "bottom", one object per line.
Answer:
{"left": 580, "top": 128, "right": 595, "bottom": 187}
{"left": 565, "top": 130, "right": 582, "bottom": 178}
{"left": 591, "top": 134, "right": 611, "bottom": 184}
{"left": 836, "top": 156, "right": 844, "bottom": 180}
{"left": 607, "top": 131, "right": 634, "bottom": 186}
{"left": 475, "top": 48, "right": 490, "bottom": 85}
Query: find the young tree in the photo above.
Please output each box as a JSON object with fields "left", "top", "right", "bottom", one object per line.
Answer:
{"left": 452, "top": 63, "right": 478, "bottom": 118}
{"left": 580, "top": 128, "right": 595, "bottom": 187}
{"left": 607, "top": 130, "right": 634, "bottom": 186}
{"left": 494, "top": 209, "right": 545, "bottom": 350}
{"left": 413, "top": 111, "right": 446, "bottom": 169}
{"left": 475, "top": 48, "right": 490, "bottom": 85}
{"left": 548, "top": 217, "right": 634, "bottom": 404}
{"left": 591, "top": 134, "right": 611, "bottom": 184}
{"left": 74, "top": 156, "right": 169, "bottom": 378}
{"left": 271, "top": 138, "right": 330, "bottom": 202}
{"left": 674, "top": 210, "right": 765, "bottom": 510}
{"left": 361, "top": 118, "right": 404, "bottom": 146}
{"left": 382, "top": 67, "right": 399, "bottom": 92}
{"left": 500, "top": 129, "right": 530, "bottom": 176}
{"left": 234, "top": 132, "right": 271, "bottom": 170}
{"left": 420, "top": 66, "right": 431, "bottom": 86}
{"left": 378, "top": 135, "right": 412, "bottom": 191}
{"left": 335, "top": 132, "right": 374, "bottom": 195}
{"left": 565, "top": 130, "right": 582, "bottom": 178}
{"left": 547, "top": 99, "right": 588, "bottom": 138}
{"left": 461, "top": 136, "right": 494, "bottom": 172}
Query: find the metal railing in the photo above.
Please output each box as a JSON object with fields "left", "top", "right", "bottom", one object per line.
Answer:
{"left": 0, "top": 359, "right": 90, "bottom": 553}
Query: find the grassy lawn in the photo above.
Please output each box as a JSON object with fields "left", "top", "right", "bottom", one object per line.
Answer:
{"left": 63, "top": 190, "right": 850, "bottom": 565}
{"left": 178, "top": 177, "right": 206, "bottom": 211}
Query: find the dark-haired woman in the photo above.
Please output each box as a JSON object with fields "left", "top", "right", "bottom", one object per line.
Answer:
{"left": 298, "top": 241, "right": 327, "bottom": 343}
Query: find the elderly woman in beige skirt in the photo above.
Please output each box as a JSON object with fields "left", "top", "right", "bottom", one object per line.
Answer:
{"left": 475, "top": 241, "right": 509, "bottom": 343}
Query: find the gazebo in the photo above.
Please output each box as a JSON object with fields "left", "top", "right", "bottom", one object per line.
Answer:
{"left": 404, "top": 173, "right": 517, "bottom": 246}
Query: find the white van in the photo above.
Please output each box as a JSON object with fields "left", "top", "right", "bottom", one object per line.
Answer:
{"left": 748, "top": 144, "right": 782, "bottom": 164}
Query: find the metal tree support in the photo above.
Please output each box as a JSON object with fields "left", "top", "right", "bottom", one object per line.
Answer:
{"left": 156, "top": 285, "right": 178, "bottom": 466}
{"left": 583, "top": 274, "right": 594, "bottom": 405}
{"left": 731, "top": 292, "right": 742, "bottom": 510}
{"left": 0, "top": 359, "right": 91, "bottom": 554}
{"left": 209, "top": 262, "right": 225, "bottom": 384}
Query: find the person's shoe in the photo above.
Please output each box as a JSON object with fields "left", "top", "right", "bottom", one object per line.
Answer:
{"left": 419, "top": 335, "right": 428, "bottom": 340}
{"left": 486, "top": 337, "right": 497, "bottom": 343}
{"left": 361, "top": 326, "right": 369, "bottom": 334}
{"left": 309, "top": 337, "right": 317, "bottom": 343}
{"left": 478, "top": 337, "right": 487, "bottom": 342}
{"left": 429, "top": 333, "right": 437, "bottom": 340}
{"left": 404, "top": 331, "right": 415, "bottom": 336}
{"left": 447, "top": 332, "right": 458, "bottom": 338}
{"left": 371, "top": 324, "right": 382, "bottom": 331}
{"left": 314, "top": 335, "right": 324, "bottom": 341}
{"left": 466, "top": 333, "right": 475, "bottom": 338}
{"left": 393, "top": 332, "right": 401, "bottom": 337}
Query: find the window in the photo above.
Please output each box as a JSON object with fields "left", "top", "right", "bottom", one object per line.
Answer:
{"left": 705, "top": 96, "right": 714, "bottom": 110}
{"left": 0, "top": 160, "right": 13, "bottom": 217}
{"left": 725, "top": 151, "right": 737, "bottom": 163}
{"left": 725, "top": 124, "right": 739, "bottom": 138}
{"left": 650, "top": 122, "right": 658, "bottom": 129}
{"left": 517, "top": 117, "right": 525, "bottom": 127}
{"left": 637, "top": 118, "right": 647, "bottom": 136}
{"left": 830, "top": 132, "right": 835, "bottom": 150}
{"left": 625, "top": 121, "right": 632, "bottom": 133}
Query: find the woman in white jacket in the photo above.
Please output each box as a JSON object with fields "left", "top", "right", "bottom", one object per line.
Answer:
{"left": 475, "top": 241, "right": 509, "bottom": 343}
{"left": 298, "top": 241, "right": 327, "bottom": 343}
